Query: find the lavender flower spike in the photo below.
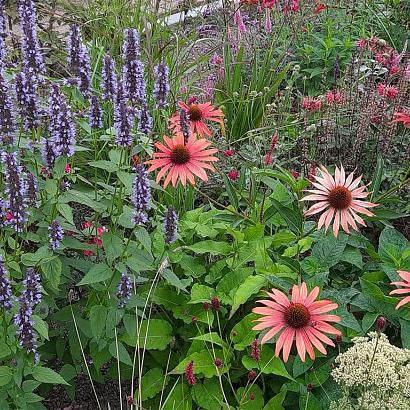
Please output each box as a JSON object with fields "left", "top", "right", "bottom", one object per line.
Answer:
{"left": 41, "top": 137, "right": 55, "bottom": 170}
{"left": 22, "top": 267, "right": 42, "bottom": 307}
{"left": 15, "top": 70, "right": 40, "bottom": 131}
{"left": 117, "top": 273, "right": 132, "bottom": 308}
{"left": 153, "top": 63, "right": 170, "bottom": 108}
{"left": 49, "top": 220, "right": 64, "bottom": 250}
{"left": 67, "top": 25, "right": 81, "bottom": 74}
{"left": 18, "top": 0, "right": 45, "bottom": 75}
{"left": 0, "top": 254, "right": 13, "bottom": 310}
{"left": 164, "top": 206, "right": 178, "bottom": 244}
{"left": 52, "top": 96, "right": 76, "bottom": 158}
{"left": 1, "top": 152, "right": 28, "bottom": 232}
{"left": 89, "top": 95, "right": 103, "bottom": 129}
{"left": 0, "top": 0, "right": 7, "bottom": 65}
{"left": 131, "top": 164, "right": 151, "bottom": 225}
{"left": 101, "top": 54, "right": 118, "bottom": 101}
{"left": 14, "top": 297, "right": 38, "bottom": 356}
{"left": 0, "top": 68, "right": 16, "bottom": 146}
{"left": 114, "top": 81, "right": 133, "bottom": 146}
{"left": 26, "top": 173, "right": 38, "bottom": 207}
{"left": 137, "top": 104, "right": 153, "bottom": 135}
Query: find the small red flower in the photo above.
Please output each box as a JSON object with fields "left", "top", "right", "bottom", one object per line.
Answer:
{"left": 203, "top": 302, "right": 210, "bottom": 312}
{"left": 65, "top": 164, "right": 71, "bottom": 174}
{"left": 392, "top": 111, "right": 410, "bottom": 128}
{"left": 302, "top": 97, "right": 322, "bottom": 112}
{"left": 211, "top": 53, "right": 222, "bottom": 65}
{"left": 376, "top": 316, "right": 386, "bottom": 331}
{"left": 82, "top": 221, "right": 92, "bottom": 229}
{"left": 290, "top": 169, "right": 300, "bottom": 178}
{"left": 264, "top": 152, "right": 273, "bottom": 165}
{"left": 211, "top": 296, "right": 220, "bottom": 311}
{"left": 356, "top": 38, "right": 368, "bottom": 50}
{"left": 223, "top": 149, "right": 235, "bottom": 157}
{"left": 5, "top": 212, "right": 13, "bottom": 221}
{"left": 214, "top": 358, "right": 223, "bottom": 368}
{"left": 65, "top": 230, "right": 76, "bottom": 236}
{"left": 325, "top": 90, "right": 343, "bottom": 104}
{"left": 188, "top": 95, "right": 198, "bottom": 105}
{"left": 91, "top": 237, "right": 103, "bottom": 248}
{"left": 228, "top": 169, "right": 240, "bottom": 181}
{"left": 308, "top": 162, "right": 317, "bottom": 182}
{"left": 313, "top": 3, "right": 326, "bottom": 14}
{"left": 248, "top": 370, "right": 257, "bottom": 381}
{"left": 389, "top": 65, "right": 400, "bottom": 75}
{"left": 377, "top": 83, "right": 398, "bottom": 99}
{"left": 97, "top": 226, "right": 108, "bottom": 236}
{"left": 131, "top": 154, "right": 139, "bottom": 165}
{"left": 249, "top": 393, "right": 256, "bottom": 401}
{"left": 83, "top": 249, "right": 94, "bottom": 257}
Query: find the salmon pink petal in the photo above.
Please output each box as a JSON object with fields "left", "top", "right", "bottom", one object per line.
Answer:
{"left": 282, "top": 328, "right": 296, "bottom": 362}
{"left": 314, "top": 314, "right": 342, "bottom": 323}
{"left": 324, "top": 208, "right": 335, "bottom": 232}
{"left": 301, "top": 194, "right": 328, "bottom": 201}
{"left": 275, "top": 327, "right": 293, "bottom": 361}
{"left": 299, "top": 283, "right": 308, "bottom": 303}
{"left": 350, "top": 203, "right": 374, "bottom": 217}
{"left": 304, "top": 286, "right": 320, "bottom": 307}
{"left": 310, "top": 300, "right": 338, "bottom": 314}
{"left": 398, "top": 271, "right": 410, "bottom": 282}
{"left": 344, "top": 171, "right": 354, "bottom": 188}
{"left": 309, "top": 327, "right": 336, "bottom": 345}
{"left": 304, "top": 201, "right": 329, "bottom": 216}
{"left": 291, "top": 284, "right": 300, "bottom": 303}
{"left": 295, "top": 330, "right": 306, "bottom": 362}
{"left": 332, "top": 210, "right": 340, "bottom": 237}
{"left": 301, "top": 329, "right": 315, "bottom": 360}
{"left": 317, "top": 209, "right": 330, "bottom": 230}
{"left": 156, "top": 162, "right": 172, "bottom": 181}
{"left": 257, "top": 299, "right": 286, "bottom": 312}
{"left": 270, "top": 289, "right": 291, "bottom": 307}
{"left": 340, "top": 210, "right": 350, "bottom": 233}
{"left": 305, "top": 328, "right": 327, "bottom": 355}
{"left": 347, "top": 175, "right": 362, "bottom": 190}
{"left": 396, "top": 295, "right": 410, "bottom": 309}
{"left": 260, "top": 323, "right": 286, "bottom": 344}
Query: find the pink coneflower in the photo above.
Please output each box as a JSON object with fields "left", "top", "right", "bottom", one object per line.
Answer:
{"left": 169, "top": 101, "right": 224, "bottom": 138}
{"left": 302, "top": 165, "right": 378, "bottom": 237}
{"left": 377, "top": 83, "right": 398, "bottom": 100}
{"left": 228, "top": 169, "right": 240, "bottom": 181}
{"left": 392, "top": 111, "right": 410, "bottom": 128}
{"left": 252, "top": 283, "right": 341, "bottom": 362}
{"left": 145, "top": 132, "right": 218, "bottom": 188}
{"left": 390, "top": 271, "right": 410, "bottom": 311}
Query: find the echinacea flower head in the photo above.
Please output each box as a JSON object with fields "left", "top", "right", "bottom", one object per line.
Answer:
{"left": 252, "top": 283, "right": 341, "bottom": 362}
{"left": 390, "top": 271, "right": 410, "bottom": 311}
{"left": 302, "top": 165, "right": 378, "bottom": 237}
{"left": 145, "top": 133, "right": 218, "bottom": 188}
{"left": 169, "top": 101, "right": 224, "bottom": 138}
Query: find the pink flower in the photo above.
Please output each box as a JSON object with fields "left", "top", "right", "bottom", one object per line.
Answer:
{"left": 308, "top": 162, "right": 317, "bottom": 182}
{"left": 83, "top": 249, "right": 94, "bottom": 257}
{"left": 290, "top": 169, "right": 299, "bottom": 178}
{"left": 325, "top": 90, "right": 343, "bottom": 104}
{"left": 82, "top": 221, "right": 92, "bottom": 229}
{"left": 188, "top": 95, "right": 198, "bottom": 105}
{"left": 356, "top": 38, "right": 368, "bottom": 50}
{"left": 389, "top": 65, "right": 400, "bottom": 75}
{"left": 377, "top": 83, "right": 398, "bottom": 99}
{"left": 5, "top": 212, "right": 13, "bottom": 221}
{"left": 97, "top": 226, "right": 108, "bottom": 236}
{"left": 264, "top": 152, "right": 273, "bottom": 165}
{"left": 390, "top": 271, "right": 410, "bottom": 311}
{"left": 265, "top": 9, "right": 272, "bottom": 33}
{"left": 65, "top": 164, "right": 71, "bottom": 174}
{"left": 228, "top": 169, "right": 240, "bottom": 181}
{"left": 302, "top": 97, "right": 322, "bottom": 112}
{"left": 392, "top": 111, "right": 410, "bottom": 128}
{"left": 252, "top": 283, "right": 341, "bottom": 362}
{"left": 314, "top": 3, "right": 326, "bottom": 14}
{"left": 223, "top": 149, "right": 235, "bottom": 157}
{"left": 210, "top": 53, "right": 222, "bottom": 65}
{"left": 185, "top": 361, "right": 196, "bottom": 385}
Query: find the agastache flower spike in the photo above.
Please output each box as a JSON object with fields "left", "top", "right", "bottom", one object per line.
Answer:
{"left": 114, "top": 81, "right": 133, "bottom": 146}
{"left": 26, "top": 173, "right": 38, "bottom": 207}
{"left": 67, "top": 25, "right": 81, "bottom": 75}
{"left": 137, "top": 104, "right": 153, "bottom": 135}
{"left": 0, "top": 68, "right": 16, "bottom": 146}
{"left": 22, "top": 267, "right": 42, "bottom": 307}
{"left": 41, "top": 137, "right": 55, "bottom": 170}
{"left": 117, "top": 273, "right": 132, "bottom": 308}
{"left": 0, "top": 0, "right": 7, "bottom": 65}
{"left": 52, "top": 95, "right": 76, "bottom": 157}
{"left": 131, "top": 164, "right": 151, "bottom": 225}
{"left": 89, "top": 95, "right": 103, "bottom": 129}
{"left": 101, "top": 54, "right": 118, "bottom": 101}
{"left": 0, "top": 254, "right": 13, "bottom": 310}
{"left": 1, "top": 152, "right": 28, "bottom": 232}
{"left": 164, "top": 206, "right": 178, "bottom": 244}
{"left": 14, "top": 298, "right": 38, "bottom": 357}
{"left": 153, "top": 63, "right": 170, "bottom": 108}
{"left": 18, "top": 0, "right": 45, "bottom": 75}
{"left": 49, "top": 220, "right": 64, "bottom": 250}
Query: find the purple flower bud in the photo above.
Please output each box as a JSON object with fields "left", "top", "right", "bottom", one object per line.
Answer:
{"left": 41, "top": 137, "right": 55, "bottom": 170}
{"left": 0, "top": 254, "right": 13, "bottom": 310}
{"left": 180, "top": 109, "right": 190, "bottom": 144}
{"left": 14, "top": 70, "right": 40, "bottom": 131}
{"left": 0, "top": 0, "right": 7, "bottom": 65}
{"left": 1, "top": 152, "right": 28, "bottom": 232}
{"left": 52, "top": 95, "right": 76, "bottom": 158}
{"left": 101, "top": 54, "right": 118, "bottom": 101}
{"left": 26, "top": 172, "right": 38, "bottom": 207}
{"left": 137, "top": 104, "right": 152, "bottom": 135}
{"left": 114, "top": 81, "right": 133, "bottom": 146}
{"left": 117, "top": 273, "right": 132, "bottom": 308}
{"left": 49, "top": 219, "right": 64, "bottom": 250}
{"left": 164, "top": 206, "right": 178, "bottom": 244}
{"left": 22, "top": 267, "right": 42, "bottom": 306}
{"left": 89, "top": 95, "right": 103, "bottom": 129}
{"left": 153, "top": 63, "right": 170, "bottom": 108}
{"left": 0, "top": 68, "right": 16, "bottom": 146}
{"left": 14, "top": 297, "right": 37, "bottom": 355}
{"left": 0, "top": 198, "right": 7, "bottom": 227}
{"left": 131, "top": 164, "right": 151, "bottom": 225}
{"left": 18, "top": 0, "right": 45, "bottom": 75}
{"left": 67, "top": 25, "right": 81, "bottom": 74}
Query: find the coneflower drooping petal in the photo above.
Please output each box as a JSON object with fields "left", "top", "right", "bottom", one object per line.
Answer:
{"left": 0, "top": 68, "right": 16, "bottom": 146}
{"left": 153, "top": 63, "right": 170, "bottom": 108}
{"left": 14, "top": 297, "right": 38, "bottom": 356}
{"left": 26, "top": 172, "right": 38, "bottom": 207}
{"left": 18, "top": 0, "right": 45, "bottom": 75}
{"left": 89, "top": 95, "right": 103, "bottom": 129}
{"left": 117, "top": 273, "right": 132, "bottom": 308}
{"left": 0, "top": 254, "right": 13, "bottom": 310}
{"left": 1, "top": 152, "right": 28, "bottom": 232}
{"left": 22, "top": 267, "right": 42, "bottom": 307}
{"left": 49, "top": 220, "right": 64, "bottom": 250}
{"left": 131, "top": 164, "right": 151, "bottom": 225}
{"left": 0, "top": 0, "right": 7, "bottom": 65}
{"left": 14, "top": 70, "right": 40, "bottom": 131}
{"left": 52, "top": 96, "right": 76, "bottom": 158}
{"left": 101, "top": 54, "right": 118, "bottom": 101}
{"left": 164, "top": 206, "right": 178, "bottom": 244}
{"left": 41, "top": 137, "right": 55, "bottom": 170}
{"left": 137, "top": 104, "right": 153, "bottom": 135}
{"left": 114, "top": 81, "right": 133, "bottom": 146}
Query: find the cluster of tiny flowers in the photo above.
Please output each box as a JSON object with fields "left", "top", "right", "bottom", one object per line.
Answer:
{"left": 114, "top": 81, "right": 133, "bottom": 146}
{"left": 0, "top": 198, "right": 7, "bottom": 227}
{"left": 22, "top": 267, "right": 42, "bottom": 306}
{"left": 122, "top": 29, "right": 146, "bottom": 102}
{"left": 26, "top": 173, "right": 38, "bottom": 207}
{"left": 0, "top": 68, "right": 16, "bottom": 146}
{"left": 1, "top": 152, "right": 28, "bottom": 232}
{"left": 153, "top": 63, "right": 170, "bottom": 108}
{"left": 67, "top": 25, "right": 91, "bottom": 96}
{"left": 13, "top": 298, "right": 37, "bottom": 358}
{"left": 14, "top": 70, "right": 40, "bottom": 131}
{"left": 185, "top": 361, "right": 196, "bottom": 385}
{"left": 49, "top": 220, "right": 64, "bottom": 250}
{"left": 164, "top": 206, "right": 178, "bottom": 244}
{"left": 89, "top": 96, "right": 103, "bottom": 129}
{"left": 0, "top": 254, "right": 13, "bottom": 310}
{"left": 137, "top": 104, "right": 153, "bottom": 135}
{"left": 330, "top": 332, "right": 410, "bottom": 409}
{"left": 52, "top": 94, "right": 76, "bottom": 157}
{"left": 131, "top": 164, "right": 151, "bottom": 225}
{"left": 101, "top": 54, "right": 118, "bottom": 101}
{"left": 41, "top": 137, "right": 55, "bottom": 170}
{"left": 117, "top": 273, "right": 132, "bottom": 308}
{"left": 18, "top": 0, "right": 44, "bottom": 75}
{"left": 0, "top": 0, "right": 6, "bottom": 64}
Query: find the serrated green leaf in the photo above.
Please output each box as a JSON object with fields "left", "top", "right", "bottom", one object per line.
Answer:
{"left": 77, "top": 263, "right": 112, "bottom": 286}
{"left": 32, "top": 366, "right": 69, "bottom": 385}
{"left": 188, "top": 241, "right": 232, "bottom": 256}
{"left": 90, "top": 305, "right": 107, "bottom": 340}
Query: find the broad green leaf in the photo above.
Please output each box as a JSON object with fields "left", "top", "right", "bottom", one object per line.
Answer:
{"left": 188, "top": 241, "right": 232, "bottom": 256}
{"left": 101, "top": 233, "right": 123, "bottom": 264}
{"left": 138, "top": 368, "right": 169, "bottom": 401}
{"left": 311, "top": 234, "right": 348, "bottom": 268}
{"left": 61, "top": 190, "right": 107, "bottom": 213}
{"left": 399, "top": 319, "right": 410, "bottom": 349}
{"left": 0, "top": 366, "right": 12, "bottom": 386}
{"left": 89, "top": 160, "right": 118, "bottom": 172}
{"left": 32, "top": 366, "right": 69, "bottom": 385}
{"left": 305, "top": 360, "right": 332, "bottom": 386}
{"left": 190, "top": 284, "right": 214, "bottom": 304}
{"left": 161, "top": 269, "right": 192, "bottom": 291}
{"left": 230, "top": 313, "right": 259, "bottom": 351}
{"left": 77, "top": 263, "right": 112, "bottom": 286}
{"left": 32, "top": 315, "right": 49, "bottom": 341}
{"left": 109, "top": 341, "right": 133, "bottom": 366}
{"left": 293, "top": 356, "right": 314, "bottom": 378}
{"left": 263, "top": 391, "right": 286, "bottom": 410}
{"left": 299, "top": 392, "right": 322, "bottom": 410}
{"left": 340, "top": 246, "right": 363, "bottom": 269}
{"left": 267, "top": 199, "right": 303, "bottom": 234}
{"left": 90, "top": 305, "right": 107, "bottom": 340}
{"left": 192, "top": 378, "right": 223, "bottom": 410}
{"left": 57, "top": 203, "right": 75, "bottom": 225}
{"left": 162, "top": 382, "right": 192, "bottom": 410}
{"left": 378, "top": 226, "right": 410, "bottom": 266}
{"left": 191, "top": 332, "right": 227, "bottom": 348}
{"left": 179, "top": 255, "right": 206, "bottom": 278}
{"left": 41, "top": 257, "right": 62, "bottom": 289}
{"left": 237, "top": 384, "right": 264, "bottom": 410}
{"left": 0, "top": 341, "right": 11, "bottom": 359}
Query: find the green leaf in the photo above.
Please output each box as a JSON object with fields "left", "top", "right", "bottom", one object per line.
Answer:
{"left": 371, "top": 156, "right": 383, "bottom": 201}
{"left": 57, "top": 203, "right": 75, "bottom": 226}
{"left": 0, "top": 341, "right": 11, "bottom": 359}
{"left": 263, "top": 391, "right": 286, "bottom": 410}
{"left": 222, "top": 174, "right": 239, "bottom": 210}
{"left": 0, "top": 367, "right": 12, "bottom": 386}
{"left": 378, "top": 226, "right": 410, "bottom": 266}
{"left": 399, "top": 319, "right": 410, "bottom": 349}
{"left": 267, "top": 199, "right": 303, "bottom": 234}
{"left": 187, "top": 241, "right": 232, "bottom": 256}
{"left": 90, "top": 305, "right": 107, "bottom": 340}
{"left": 61, "top": 190, "right": 107, "bottom": 213}
{"left": 191, "top": 332, "right": 227, "bottom": 348}
{"left": 32, "top": 315, "right": 49, "bottom": 341}
{"left": 237, "top": 384, "right": 264, "bottom": 410}
{"left": 230, "top": 275, "right": 267, "bottom": 318}
{"left": 109, "top": 341, "right": 133, "bottom": 366}
{"left": 41, "top": 257, "right": 62, "bottom": 290}
{"left": 138, "top": 368, "right": 169, "bottom": 401}
{"left": 179, "top": 255, "right": 206, "bottom": 278}
{"left": 190, "top": 284, "right": 214, "bottom": 304}
{"left": 299, "top": 392, "right": 322, "bottom": 410}
{"left": 230, "top": 313, "right": 259, "bottom": 351}
{"left": 89, "top": 160, "right": 118, "bottom": 172}
{"left": 311, "top": 234, "right": 348, "bottom": 268}
{"left": 77, "top": 263, "right": 112, "bottom": 286}
{"left": 32, "top": 366, "right": 69, "bottom": 385}
{"left": 192, "top": 378, "right": 223, "bottom": 410}
{"left": 101, "top": 233, "right": 123, "bottom": 264}
{"left": 340, "top": 246, "right": 363, "bottom": 269}
{"left": 161, "top": 269, "right": 192, "bottom": 292}
{"left": 293, "top": 356, "right": 314, "bottom": 378}
{"left": 162, "top": 382, "right": 192, "bottom": 410}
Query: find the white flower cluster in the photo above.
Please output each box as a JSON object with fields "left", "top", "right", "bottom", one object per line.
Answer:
{"left": 330, "top": 332, "right": 410, "bottom": 410}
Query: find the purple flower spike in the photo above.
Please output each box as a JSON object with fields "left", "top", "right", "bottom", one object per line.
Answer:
{"left": 89, "top": 95, "right": 103, "bottom": 129}
{"left": 117, "top": 273, "right": 132, "bottom": 308}
{"left": 49, "top": 219, "right": 64, "bottom": 250}
{"left": 14, "top": 297, "right": 37, "bottom": 356}
{"left": 18, "top": 0, "right": 45, "bottom": 75}
{"left": 15, "top": 70, "right": 40, "bottom": 131}
{"left": 131, "top": 164, "right": 151, "bottom": 225}
{"left": 0, "top": 0, "right": 7, "bottom": 65}
{"left": 114, "top": 81, "right": 133, "bottom": 146}
{"left": 137, "top": 104, "right": 152, "bottom": 135}
{"left": 0, "top": 254, "right": 13, "bottom": 310}
{"left": 52, "top": 96, "right": 76, "bottom": 158}
{"left": 153, "top": 63, "right": 170, "bottom": 108}
{"left": 0, "top": 68, "right": 16, "bottom": 146}
{"left": 22, "top": 267, "right": 42, "bottom": 307}
{"left": 1, "top": 152, "right": 28, "bottom": 232}
{"left": 41, "top": 137, "right": 55, "bottom": 170}
{"left": 164, "top": 206, "right": 178, "bottom": 244}
{"left": 26, "top": 172, "right": 38, "bottom": 207}
{"left": 101, "top": 54, "right": 118, "bottom": 101}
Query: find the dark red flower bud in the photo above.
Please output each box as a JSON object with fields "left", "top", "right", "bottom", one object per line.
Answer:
{"left": 127, "top": 396, "right": 135, "bottom": 405}
{"left": 223, "top": 149, "right": 235, "bottom": 157}
{"left": 203, "top": 302, "right": 210, "bottom": 311}
{"left": 211, "top": 296, "right": 220, "bottom": 311}
{"left": 214, "top": 358, "right": 223, "bottom": 368}
{"left": 250, "top": 339, "right": 260, "bottom": 361}
{"left": 335, "top": 334, "right": 342, "bottom": 344}
{"left": 307, "top": 383, "right": 313, "bottom": 392}
{"left": 376, "top": 316, "right": 386, "bottom": 332}
{"left": 185, "top": 361, "right": 196, "bottom": 385}
{"left": 249, "top": 393, "right": 255, "bottom": 400}
{"left": 248, "top": 370, "right": 257, "bottom": 381}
